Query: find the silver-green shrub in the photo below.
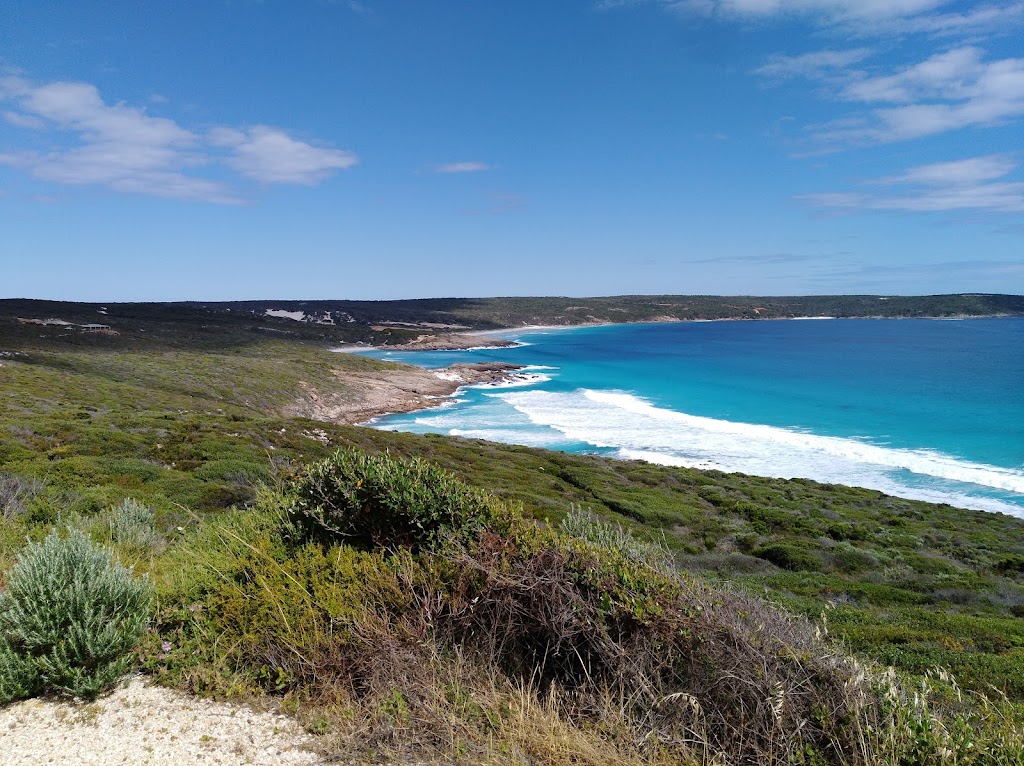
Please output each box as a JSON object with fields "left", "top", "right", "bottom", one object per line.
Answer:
{"left": 560, "top": 506, "right": 672, "bottom": 569}
{"left": 108, "top": 498, "right": 157, "bottom": 550}
{"left": 0, "top": 529, "right": 152, "bottom": 702}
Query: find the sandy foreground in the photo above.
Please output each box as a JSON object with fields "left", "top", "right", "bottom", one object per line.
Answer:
{"left": 0, "top": 676, "right": 321, "bottom": 766}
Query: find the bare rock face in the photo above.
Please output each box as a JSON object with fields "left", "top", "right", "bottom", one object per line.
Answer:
{"left": 288, "top": 362, "right": 527, "bottom": 425}
{"left": 451, "top": 361, "right": 522, "bottom": 376}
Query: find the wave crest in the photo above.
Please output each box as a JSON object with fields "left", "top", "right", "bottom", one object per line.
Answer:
{"left": 497, "top": 389, "right": 1024, "bottom": 515}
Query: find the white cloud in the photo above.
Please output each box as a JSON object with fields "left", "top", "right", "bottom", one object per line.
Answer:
{"left": 0, "top": 76, "right": 358, "bottom": 202}
{"left": 211, "top": 125, "right": 357, "bottom": 184}
{"left": 841, "top": 47, "right": 985, "bottom": 103}
{"left": 896, "top": 2, "right": 1024, "bottom": 35}
{"left": 432, "top": 161, "right": 492, "bottom": 174}
{"left": 799, "top": 155, "right": 1024, "bottom": 214}
{"left": 3, "top": 110, "right": 45, "bottom": 129}
{"left": 637, "top": 0, "right": 1024, "bottom": 36}
{"left": 872, "top": 155, "right": 1017, "bottom": 186}
{"left": 818, "top": 47, "right": 1024, "bottom": 143}
{"left": 757, "top": 46, "right": 1024, "bottom": 146}
{"left": 668, "top": 0, "right": 946, "bottom": 22}
{"left": 754, "top": 48, "right": 873, "bottom": 80}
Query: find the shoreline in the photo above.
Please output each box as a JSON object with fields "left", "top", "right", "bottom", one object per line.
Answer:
{"left": 290, "top": 361, "right": 535, "bottom": 426}
{"left": 323, "top": 312, "right": 1023, "bottom": 426}
{"left": 336, "top": 313, "right": 1020, "bottom": 355}
{"left": 473, "top": 313, "right": 1019, "bottom": 334}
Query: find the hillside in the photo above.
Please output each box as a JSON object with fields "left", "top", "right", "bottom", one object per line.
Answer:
{"left": 2, "top": 299, "right": 1023, "bottom": 763}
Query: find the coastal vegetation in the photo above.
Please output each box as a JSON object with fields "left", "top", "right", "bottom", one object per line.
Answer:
{"left": 1, "top": 299, "right": 1024, "bottom": 762}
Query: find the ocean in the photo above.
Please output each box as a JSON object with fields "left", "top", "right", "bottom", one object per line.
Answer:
{"left": 360, "top": 318, "right": 1024, "bottom": 518}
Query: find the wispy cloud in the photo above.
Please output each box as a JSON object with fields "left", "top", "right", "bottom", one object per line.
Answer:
{"left": 681, "top": 252, "right": 827, "bottom": 264}
{"left": 809, "top": 259, "right": 1024, "bottom": 284}
{"left": 799, "top": 154, "right": 1024, "bottom": 214}
{"left": 892, "top": 2, "right": 1024, "bottom": 36}
{"left": 816, "top": 47, "right": 1024, "bottom": 144}
{"left": 754, "top": 48, "right": 873, "bottom": 80}
{"left": 655, "top": 0, "right": 1024, "bottom": 34}
{"left": 433, "top": 161, "right": 492, "bottom": 174}
{"left": 3, "top": 109, "right": 46, "bottom": 129}
{"left": 0, "top": 76, "right": 358, "bottom": 203}
{"left": 672, "top": 0, "right": 945, "bottom": 22}
{"left": 461, "top": 191, "right": 525, "bottom": 215}
{"left": 210, "top": 126, "right": 356, "bottom": 184}
{"left": 320, "top": 0, "right": 374, "bottom": 14}
{"left": 753, "top": 45, "right": 1024, "bottom": 147}
{"left": 872, "top": 155, "right": 1017, "bottom": 186}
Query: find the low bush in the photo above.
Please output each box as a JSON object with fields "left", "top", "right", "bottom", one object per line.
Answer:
{"left": 283, "top": 448, "right": 501, "bottom": 549}
{"left": 0, "top": 529, "right": 152, "bottom": 701}
{"left": 753, "top": 542, "right": 821, "bottom": 572}
{"left": 108, "top": 497, "right": 157, "bottom": 550}
{"left": 559, "top": 506, "right": 670, "bottom": 567}
{"left": 0, "top": 471, "right": 46, "bottom": 520}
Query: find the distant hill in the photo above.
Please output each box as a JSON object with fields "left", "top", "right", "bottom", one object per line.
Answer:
{"left": 2, "top": 294, "right": 1021, "bottom": 351}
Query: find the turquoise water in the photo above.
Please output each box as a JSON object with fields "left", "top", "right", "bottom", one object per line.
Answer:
{"left": 359, "top": 318, "right": 1024, "bottom": 517}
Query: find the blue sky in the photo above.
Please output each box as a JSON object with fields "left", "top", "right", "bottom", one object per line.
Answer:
{"left": 1, "top": 0, "right": 1022, "bottom": 300}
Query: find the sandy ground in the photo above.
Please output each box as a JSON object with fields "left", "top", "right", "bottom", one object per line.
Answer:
{"left": 0, "top": 676, "right": 320, "bottom": 766}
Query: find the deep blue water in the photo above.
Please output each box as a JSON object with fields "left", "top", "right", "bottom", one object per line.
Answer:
{"left": 358, "top": 318, "right": 1024, "bottom": 517}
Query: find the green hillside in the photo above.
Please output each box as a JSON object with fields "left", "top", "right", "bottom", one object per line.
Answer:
{"left": 2, "top": 301, "right": 1023, "bottom": 764}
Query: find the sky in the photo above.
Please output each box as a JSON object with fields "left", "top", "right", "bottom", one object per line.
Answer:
{"left": 1, "top": 0, "right": 1022, "bottom": 301}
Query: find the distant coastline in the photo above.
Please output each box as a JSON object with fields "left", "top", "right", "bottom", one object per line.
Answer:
{"left": 354, "top": 312, "right": 1022, "bottom": 353}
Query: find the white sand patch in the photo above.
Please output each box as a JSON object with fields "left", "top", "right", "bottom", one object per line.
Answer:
{"left": 265, "top": 309, "right": 306, "bottom": 321}
{"left": 0, "top": 676, "right": 318, "bottom": 766}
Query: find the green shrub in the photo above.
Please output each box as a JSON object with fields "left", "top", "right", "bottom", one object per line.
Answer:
{"left": 193, "top": 459, "right": 271, "bottom": 486}
{"left": 753, "top": 542, "right": 821, "bottom": 572}
{"left": 0, "top": 529, "right": 152, "bottom": 701}
{"left": 108, "top": 498, "right": 157, "bottom": 550}
{"left": 0, "top": 642, "right": 37, "bottom": 703}
{"left": 825, "top": 542, "right": 880, "bottom": 574}
{"left": 284, "top": 448, "right": 499, "bottom": 548}
{"left": 559, "top": 507, "right": 670, "bottom": 568}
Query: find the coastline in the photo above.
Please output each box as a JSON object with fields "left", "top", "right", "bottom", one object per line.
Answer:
{"left": 471, "top": 313, "right": 1019, "bottom": 334}
{"left": 325, "top": 316, "right": 1024, "bottom": 518}
{"left": 333, "top": 332, "right": 518, "bottom": 354}
{"left": 289, "top": 361, "right": 534, "bottom": 425}
{"left": 323, "top": 312, "right": 1023, "bottom": 428}
{"left": 331, "top": 314, "right": 1019, "bottom": 358}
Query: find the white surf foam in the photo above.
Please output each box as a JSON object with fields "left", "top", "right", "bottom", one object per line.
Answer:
{"left": 496, "top": 389, "right": 1024, "bottom": 516}
{"left": 467, "top": 372, "right": 552, "bottom": 390}
{"left": 403, "top": 396, "right": 570, "bottom": 448}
